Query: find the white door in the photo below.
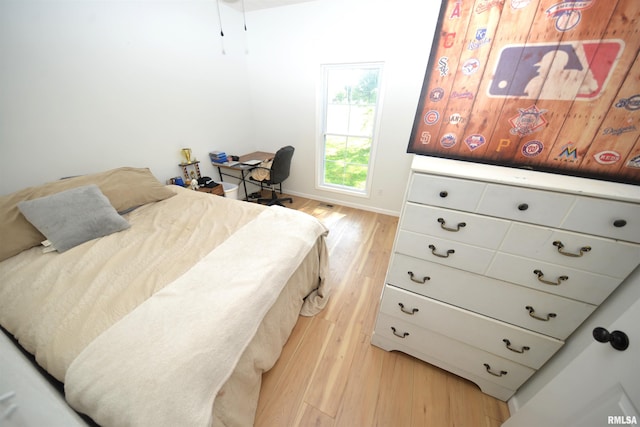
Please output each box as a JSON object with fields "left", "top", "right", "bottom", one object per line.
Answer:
{"left": 503, "top": 296, "right": 640, "bottom": 427}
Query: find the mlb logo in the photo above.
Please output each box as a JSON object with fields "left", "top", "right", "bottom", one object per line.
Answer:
{"left": 487, "top": 40, "right": 623, "bottom": 100}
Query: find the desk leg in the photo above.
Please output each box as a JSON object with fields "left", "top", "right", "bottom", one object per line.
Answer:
{"left": 240, "top": 170, "right": 249, "bottom": 201}
{"left": 216, "top": 166, "right": 224, "bottom": 182}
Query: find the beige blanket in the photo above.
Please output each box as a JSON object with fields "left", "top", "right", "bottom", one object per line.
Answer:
{"left": 64, "top": 206, "right": 327, "bottom": 426}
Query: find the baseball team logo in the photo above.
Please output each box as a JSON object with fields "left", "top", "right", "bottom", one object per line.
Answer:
{"left": 476, "top": 0, "right": 504, "bottom": 14}
{"left": 424, "top": 110, "right": 440, "bottom": 125}
{"left": 462, "top": 58, "right": 481, "bottom": 75}
{"left": 603, "top": 125, "right": 637, "bottom": 136}
{"left": 447, "top": 113, "right": 465, "bottom": 125}
{"left": 627, "top": 155, "right": 640, "bottom": 168}
{"left": 511, "top": 0, "right": 531, "bottom": 10}
{"left": 615, "top": 95, "right": 640, "bottom": 111}
{"left": 443, "top": 32, "right": 456, "bottom": 48}
{"left": 440, "top": 133, "right": 457, "bottom": 148}
{"left": 509, "top": 105, "right": 548, "bottom": 136}
{"left": 546, "top": 0, "right": 594, "bottom": 32}
{"left": 438, "top": 57, "right": 450, "bottom": 77}
{"left": 521, "top": 140, "right": 544, "bottom": 157}
{"left": 450, "top": 0, "right": 462, "bottom": 19}
{"left": 593, "top": 151, "right": 621, "bottom": 165}
{"left": 464, "top": 134, "right": 486, "bottom": 151}
{"left": 554, "top": 143, "right": 579, "bottom": 162}
{"left": 430, "top": 88, "right": 445, "bottom": 102}
{"left": 420, "top": 131, "right": 432, "bottom": 145}
{"left": 488, "top": 40, "right": 623, "bottom": 100}
{"left": 469, "top": 28, "right": 491, "bottom": 50}
{"left": 451, "top": 90, "right": 474, "bottom": 100}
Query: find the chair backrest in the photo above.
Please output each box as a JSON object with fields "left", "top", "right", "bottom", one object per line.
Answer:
{"left": 269, "top": 146, "right": 295, "bottom": 184}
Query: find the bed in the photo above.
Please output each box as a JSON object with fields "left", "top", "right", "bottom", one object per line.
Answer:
{"left": 0, "top": 167, "right": 330, "bottom": 426}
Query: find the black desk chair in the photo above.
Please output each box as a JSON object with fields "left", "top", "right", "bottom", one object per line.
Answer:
{"left": 251, "top": 146, "right": 295, "bottom": 206}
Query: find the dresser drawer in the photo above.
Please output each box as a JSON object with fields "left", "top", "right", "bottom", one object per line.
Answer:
{"left": 379, "top": 285, "right": 563, "bottom": 369}
{"left": 374, "top": 313, "right": 535, "bottom": 390}
{"left": 401, "top": 203, "right": 510, "bottom": 249}
{"left": 500, "top": 223, "right": 640, "bottom": 278}
{"left": 408, "top": 174, "right": 486, "bottom": 212}
{"left": 562, "top": 196, "right": 640, "bottom": 243}
{"left": 395, "top": 230, "right": 494, "bottom": 275}
{"left": 386, "top": 253, "right": 595, "bottom": 339}
{"left": 487, "top": 253, "right": 622, "bottom": 305}
{"left": 476, "top": 184, "right": 575, "bottom": 228}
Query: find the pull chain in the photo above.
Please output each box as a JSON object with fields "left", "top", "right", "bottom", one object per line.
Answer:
{"left": 215, "top": 0, "right": 226, "bottom": 55}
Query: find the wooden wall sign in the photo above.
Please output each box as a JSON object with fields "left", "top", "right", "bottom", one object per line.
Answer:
{"left": 408, "top": 0, "right": 640, "bottom": 186}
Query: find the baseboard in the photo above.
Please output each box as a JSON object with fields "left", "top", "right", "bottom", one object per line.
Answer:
{"left": 285, "top": 189, "right": 401, "bottom": 217}
{"left": 507, "top": 395, "right": 521, "bottom": 414}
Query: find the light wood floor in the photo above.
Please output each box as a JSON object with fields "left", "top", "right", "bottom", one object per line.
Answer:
{"left": 253, "top": 194, "right": 510, "bottom": 427}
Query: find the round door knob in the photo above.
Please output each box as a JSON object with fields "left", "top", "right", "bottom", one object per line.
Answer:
{"left": 439, "top": 191, "right": 448, "bottom": 198}
{"left": 593, "top": 327, "right": 629, "bottom": 351}
{"left": 518, "top": 203, "right": 529, "bottom": 211}
{"left": 613, "top": 219, "right": 627, "bottom": 228}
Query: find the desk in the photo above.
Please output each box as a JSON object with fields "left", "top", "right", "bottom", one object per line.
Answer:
{"left": 213, "top": 151, "right": 274, "bottom": 200}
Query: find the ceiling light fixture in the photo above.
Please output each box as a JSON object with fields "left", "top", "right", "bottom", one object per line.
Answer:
{"left": 215, "top": 0, "right": 248, "bottom": 55}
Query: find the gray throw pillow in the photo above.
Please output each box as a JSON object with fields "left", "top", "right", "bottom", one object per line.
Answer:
{"left": 17, "top": 184, "right": 130, "bottom": 253}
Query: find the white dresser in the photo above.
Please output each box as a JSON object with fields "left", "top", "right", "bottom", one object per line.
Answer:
{"left": 371, "top": 156, "right": 640, "bottom": 401}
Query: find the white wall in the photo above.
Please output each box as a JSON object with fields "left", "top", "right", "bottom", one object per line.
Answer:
{"left": 244, "top": 0, "right": 440, "bottom": 214}
{"left": 0, "top": 0, "right": 441, "bottom": 214}
{"left": 0, "top": 0, "right": 253, "bottom": 194}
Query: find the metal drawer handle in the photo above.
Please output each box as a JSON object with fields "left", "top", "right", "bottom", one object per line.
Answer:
{"left": 613, "top": 219, "right": 627, "bottom": 228}
{"left": 533, "top": 269, "right": 569, "bottom": 286}
{"left": 552, "top": 241, "right": 591, "bottom": 257}
{"left": 408, "top": 271, "right": 430, "bottom": 284}
{"left": 398, "top": 303, "right": 419, "bottom": 315}
{"left": 429, "top": 244, "right": 455, "bottom": 258}
{"left": 484, "top": 363, "right": 507, "bottom": 377}
{"left": 526, "top": 305, "right": 556, "bottom": 321}
{"left": 391, "top": 327, "right": 409, "bottom": 338}
{"left": 503, "top": 338, "right": 530, "bottom": 354}
{"left": 437, "top": 217, "right": 466, "bottom": 232}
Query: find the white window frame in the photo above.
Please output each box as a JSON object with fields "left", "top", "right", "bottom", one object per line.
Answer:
{"left": 316, "top": 62, "right": 385, "bottom": 198}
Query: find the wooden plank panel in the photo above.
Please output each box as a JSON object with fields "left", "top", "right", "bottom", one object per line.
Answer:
{"left": 408, "top": 0, "right": 476, "bottom": 152}
{"left": 448, "top": 375, "right": 485, "bottom": 426}
{"left": 445, "top": 0, "right": 542, "bottom": 157}
{"left": 427, "top": 0, "right": 505, "bottom": 155}
{"left": 581, "top": 50, "right": 640, "bottom": 174}
{"left": 254, "top": 317, "right": 334, "bottom": 427}
{"left": 410, "top": 360, "right": 452, "bottom": 427}
{"left": 372, "top": 351, "right": 415, "bottom": 426}
{"left": 332, "top": 334, "right": 385, "bottom": 427}
{"left": 302, "top": 276, "right": 371, "bottom": 417}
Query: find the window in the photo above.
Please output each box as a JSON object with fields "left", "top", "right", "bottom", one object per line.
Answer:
{"left": 318, "top": 63, "right": 384, "bottom": 196}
